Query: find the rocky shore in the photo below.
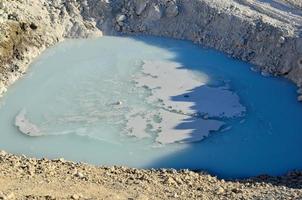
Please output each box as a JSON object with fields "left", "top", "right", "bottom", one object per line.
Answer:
{"left": 0, "top": 151, "right": 301, "bottom": 199}
{"left": 1, "top": 0, "right": 302, "bottom": 199}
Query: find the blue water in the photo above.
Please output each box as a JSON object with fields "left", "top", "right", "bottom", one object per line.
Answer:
{"left": 0, "top": 36, "right": 302, "bottom": 179}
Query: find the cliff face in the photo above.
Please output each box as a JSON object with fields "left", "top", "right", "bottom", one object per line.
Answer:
{"left": 0, "top": 0, "right": 302, "bottom": 99}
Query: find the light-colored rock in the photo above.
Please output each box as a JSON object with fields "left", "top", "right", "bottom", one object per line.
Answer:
{"left": 0, "top": 2, "right": 4, "bottom": 9}
{"left": 135, "top": 0, "right": 147, "bottom": 15}
{"left": 165, "top": 3, "right": 179, "bottom": 18}
{"left": 75, "top": 171, "right": 85, "bottom": 179}
{"left": 146, "top": 4, "right": 162, "bottom": 21}
{"left": 116, "top": 14, "right": 126, "bottom": 23}
{"left": 279, "top": 36, "right": 286, "bottom": 44}
{"left": 71, "top": 194, "right": 82, "bottom": 200}
{"left": 0, "top": 151, "right": 7, "bottom": 157}
{"left": 216, "top": 187, "right": 225, "bottom": 194}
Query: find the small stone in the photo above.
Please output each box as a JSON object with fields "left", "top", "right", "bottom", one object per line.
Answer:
{"left": 216, "top": 187, "right": 225, "bottom": 194}
{"left": 28, "top": 170, "right": 34, "bottom": 176}
{"left": 231, "top": 188, "right": 242, "bottom": 194}
{"left": 0, "top": 2, "right": 4, "bottom": 9}
{"left": 261, "top": 71, "right": 270, "bottom": 77}
{"left": 29, "top": 23, "right": 38, "bottom": 30}
{"left": 147, "top": 4, "right": 162, "bottom": 21}
{"left": 116, "top": 14, "right": 126, "bottom": 23}
{"left": 173, "top": 193, "right": 179, "bottom": 198}
{"left": 165, "top": 3, "right": 179, "bottom": 18}
{"left": 75, "top": 171, "right": 84, "bottom": 178}
{"left": 203, "top": 114, "right": 209, "bottom": 120}
{"left": 163, "top": 177, "right": 176, "bottom": 185}
{"left": 8, "top": 13, "right": 19, "bottom": 21}
{"left": 298, "top": 95, "right": 302, "bottom": 102}
{"left": 0, "top": 192, "right": 4, "bottom": 199}
{"left": 0, "top": 150, "right": 7, "bottom": 156}
{"left": 135, "top": 0, "right": 147, "bottom": 15}
{"left": 4, "top": 193, "right": 15, "bottom": 200}
{"left": 45, "top": 195, "right": 56, "bottom": 200}
{"left": 297, "top": 88, "right": 302, "bottom": 94}
{"left": 71, "top": 194, "right": 82, "bottom": 200}
{"left": 278, "top": 36, "right": 285, "bottom": 44}
{"left": 114, "top": 101, "right": 123, "bottom": 105}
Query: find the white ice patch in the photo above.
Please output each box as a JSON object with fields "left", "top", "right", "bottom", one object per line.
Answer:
{"left": 15, "top": 109, "right": 42, "bottom": 136}
{"left": 154, "top": 110, "right": 225, "bottom": 144}
{"left": 126, "top": 114, "right": 152, "bottom": 139}
{"left": 135, "top": 61, "right": 245, "bottom": 117}
{"left": 134, "top": 61, "right": 208, "bottom": 114}
{"left": 126, "top": 60, "right": 246, "bottom": 144}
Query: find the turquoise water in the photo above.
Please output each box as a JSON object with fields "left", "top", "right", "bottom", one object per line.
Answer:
{"left": 0, "top": 36, "right": 302, "bottom": 179}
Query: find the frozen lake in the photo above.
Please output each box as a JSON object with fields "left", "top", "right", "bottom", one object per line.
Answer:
{"left": 0, "top": 36, "right": 302, "bottom": 178}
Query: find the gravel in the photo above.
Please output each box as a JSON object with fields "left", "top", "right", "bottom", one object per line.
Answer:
{"left": 0, "top": 151, "right": 301, "bottom": 199}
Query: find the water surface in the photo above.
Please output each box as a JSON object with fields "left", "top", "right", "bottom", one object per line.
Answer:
{"left": 0, "top": 36, "right": 302, "bottom": 178}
